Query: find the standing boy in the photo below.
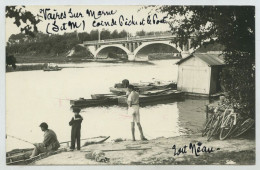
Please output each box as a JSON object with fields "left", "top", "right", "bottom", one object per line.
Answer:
{"left": 69, "top": 107, "right": 83, "bottom": 151}
{"left": 127, "top": 85, "right": 147, "bottom": 141}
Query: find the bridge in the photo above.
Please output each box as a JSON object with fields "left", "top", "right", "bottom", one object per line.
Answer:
{"left": 82, "top": 33, "right": 195, "bottom": 61}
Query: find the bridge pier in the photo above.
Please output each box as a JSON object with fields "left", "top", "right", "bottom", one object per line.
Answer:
{"left": 181, "top": 51, "right": 191, "bottom": 58}
{"left": 128, "top": 53, "right": 135, "bottom": 61}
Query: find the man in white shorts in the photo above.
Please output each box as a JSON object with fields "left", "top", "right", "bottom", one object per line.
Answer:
{"left": 127, "top": 85, "right": 147, "bottom": 141}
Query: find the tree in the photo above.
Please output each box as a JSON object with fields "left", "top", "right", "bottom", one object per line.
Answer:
{"left": 78, "top": 32, "right": 91, "bottom": 42}
{"left": 100, "top": 29, "right": 111, "bottom": 40}
{"left": 136, "top": 30, "right": 146, "bottom": 36}
{"left": 6, "top": 6, "right": 41, "bottom": 37}
{"left": 118, "top": 30, "right": 127, "bottom": 38}
{"left": 159, "top": 6, "right": 255, "bottom": 117}
{"left": 111, "top": 30, "right": 119, "bottom": 39}
{"left": 89, "top": 29, "right": 99, "bottom": 40}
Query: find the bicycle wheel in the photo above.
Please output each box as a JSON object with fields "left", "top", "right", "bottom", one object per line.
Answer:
{"left": 219, "top": 116, "right": 235, "bottom": 140}
{"left": 232, "top": 118, "right": 254, "bottom": 138}
{"left": 207, "top": 116, "right": 220, "bottom": 141}
{"left": 202, "top": 115, "right": 215, "bottom": 137}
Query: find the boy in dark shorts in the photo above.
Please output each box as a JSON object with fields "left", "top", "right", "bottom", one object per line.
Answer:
{"left": 69, "top": 107, "right": 83, "bottom": 151}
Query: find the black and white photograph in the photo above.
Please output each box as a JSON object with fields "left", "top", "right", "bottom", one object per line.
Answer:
{"left": 1, "top": 1, "right": 258, "bottom": 167}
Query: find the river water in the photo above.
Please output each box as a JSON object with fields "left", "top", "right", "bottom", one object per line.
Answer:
{"left": 6, "top": 59, "right": 209, "bottom": 151}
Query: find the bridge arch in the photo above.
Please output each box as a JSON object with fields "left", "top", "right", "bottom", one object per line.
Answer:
{"left": 94, "top": 44, "right": 131, "bottom": 58}
{"left": 133, "top": 41, "right": 182, "bottom": 57}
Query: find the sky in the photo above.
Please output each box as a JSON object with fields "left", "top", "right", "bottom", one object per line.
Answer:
{"left": 6, "top": 5, "right": 171, "bottom": 41}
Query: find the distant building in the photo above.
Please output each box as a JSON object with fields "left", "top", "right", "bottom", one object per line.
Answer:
{"left": 176, "top": 53, "right": 225, "bottom": 96}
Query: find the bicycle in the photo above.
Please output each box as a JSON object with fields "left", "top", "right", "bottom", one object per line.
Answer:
{"left": 202, "top": 106, "right": 222, "bottom": 141}
{"left": 202, "top": 111, "right": 218, "bottom": 137}
{"left": 231, "top": 117, "right": 254, "bottom": 138}
{"left": 202, "top": 105, "right": 255, "bottom": 141}
{"left": 219, "top": 108, "right": 238, "bottom": 140}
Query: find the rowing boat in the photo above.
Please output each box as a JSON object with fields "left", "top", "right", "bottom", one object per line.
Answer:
{"left": 91, "top": 93, "right": 120, "bottom": 99}
{"left": 118, "top": 90, "right": 183, "bottom": 105}
{"left": 70, "top": 97, "right": 118, "bottom": 108}
{"left": 110, "top": 82, "right": 177, "bottom": 95}
{"left": 43, "top": 67, "right": 62, "bottom": 71}
{"left": 6, "top": 136, "right": 110, "bottom": 165}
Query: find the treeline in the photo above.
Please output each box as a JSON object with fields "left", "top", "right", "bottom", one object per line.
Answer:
{"left": 6, "top": 29, "right": 169, "bottom": 56}
{"left": 7, "top": 32, "right": 80, "bottom": 56}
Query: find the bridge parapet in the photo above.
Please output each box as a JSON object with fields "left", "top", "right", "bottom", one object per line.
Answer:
{"left": 83, "top": 33, "right": 177, "bottom": 46}
{"left": 82, "top": 33, "right": 195, "bottom": 60}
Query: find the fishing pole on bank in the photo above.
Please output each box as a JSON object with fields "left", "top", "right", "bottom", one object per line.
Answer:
{"left": 6, "top": 134, "right": 34, "bottom": 145}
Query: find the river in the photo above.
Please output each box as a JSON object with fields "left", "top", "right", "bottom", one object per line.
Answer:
{"left": 6, "top": 59, "right": 209, "bottom": 151}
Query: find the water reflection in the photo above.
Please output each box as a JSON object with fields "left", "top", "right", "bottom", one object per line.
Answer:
{"left": 6, "top": 60, "right": 208, "bottom": 151}
{"left": 177, "top": 98, "right": 209, "bottom": 134}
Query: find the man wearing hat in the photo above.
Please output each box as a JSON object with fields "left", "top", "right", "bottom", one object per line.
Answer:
{"left": 69, "top": 107, "right": 83, "bottom": 151}
{"left": 30, "top": 122, "right": 60, "bottom": 157}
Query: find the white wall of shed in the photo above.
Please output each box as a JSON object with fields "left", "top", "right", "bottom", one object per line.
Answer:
{"left": 177, "top": 56, "right": 211, "bottom": 94}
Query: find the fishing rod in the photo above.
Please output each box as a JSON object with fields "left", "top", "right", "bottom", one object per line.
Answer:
{"left": 6, "top": 134, "right": 34, "bottom": 145}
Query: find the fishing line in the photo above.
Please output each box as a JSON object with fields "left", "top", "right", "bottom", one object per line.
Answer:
{"left": 6, "top": 134, "right": 34, "bottom": 145}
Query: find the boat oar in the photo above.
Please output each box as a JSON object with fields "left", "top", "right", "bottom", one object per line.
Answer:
{"left": 6, "top": 134, "right": 34, "bottom": 145}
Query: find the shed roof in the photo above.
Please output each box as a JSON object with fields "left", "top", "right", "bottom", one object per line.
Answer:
{"left": 176, "top": 53, "right": 225, "bottom": 66}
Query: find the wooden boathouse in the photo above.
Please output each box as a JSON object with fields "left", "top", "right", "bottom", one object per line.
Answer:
{"left": 176, "top": 53, "right": 225, "bottom": 96}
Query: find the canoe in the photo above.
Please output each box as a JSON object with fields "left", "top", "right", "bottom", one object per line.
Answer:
{"left": 118, "top": 90, "right": 183, "bottom": 105}
{"left": 6, "top": 136, "right": 110, "bottom": 165}
{"left": 91, "top": 93, "right": 120, "bottom": 99}
{"left": 43, "top": 68, "right": 62, "bottom": 71}
{"left": 82, "top": 136, "right": 110, "bottom": 147}
{"left": 59, "top": 136, "right": 110, "bottom": 147}
{"left": 70, "top": 97, "right": 118, "bottom": 108}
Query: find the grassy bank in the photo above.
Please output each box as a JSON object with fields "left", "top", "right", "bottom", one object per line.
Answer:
{"left": 14, "top": 54, "right": 75, "bottom": 63}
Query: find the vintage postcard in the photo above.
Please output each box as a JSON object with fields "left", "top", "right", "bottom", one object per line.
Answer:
{"left": 2, "top": 1, "right": 258, "bottom": 168}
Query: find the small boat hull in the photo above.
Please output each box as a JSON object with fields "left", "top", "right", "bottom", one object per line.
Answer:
{"left": 91, "top": 94, "right": 119, "bottom": 99}
{"left": 70, "top": 98, "right": 117, "bottom": 108}
{"left": 6, "top": 136, "right": 110, "bottom": 165}
{"left": 118, "top": 90, "right": 183, "bottom": 105}
{"left": 43, "top": 68, "right": 62, "bottom": 71}
{"left": 110, "top": 82, "right": 177, "bottom": 95}
{"left": 109, "top": 87, "right": 128, "bottom": 95}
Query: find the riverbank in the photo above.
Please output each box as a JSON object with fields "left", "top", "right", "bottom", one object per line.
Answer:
{"left": 33, "top": 132, "right": 255, "bottom": 165}
{"left": 6, "top": 64, "right": 45, "bottom": 72}
{"left": 12, "top": 54, "right": 179, "bottom": 64}
{"left": 6, "top": 59, "right": 156, "bottom": 72}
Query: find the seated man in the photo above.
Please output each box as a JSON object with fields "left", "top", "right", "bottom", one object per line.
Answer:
{"left": 31, "top": 122, "right": 60, "bottom": 157}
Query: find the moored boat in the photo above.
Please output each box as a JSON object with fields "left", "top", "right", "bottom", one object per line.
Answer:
{"left": 6, "top": 136, "right": 110, "bottom": 165}
{"left": 110, "top": 82, "right": 177, "bottom": 95}
{"left": 91, "top": 93, "right": 120, "bottom": 99}
{"left": 118, "top": 90, "right": 183, "bottom": 105}
{"left": 43, "top": 67, "right": 62, "bottom": 71}
{"left": 109, "top": 87, "right": 128, "bottom": 95}
{"left": 70, "top": 97, "right": 118, "bottom": 108}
